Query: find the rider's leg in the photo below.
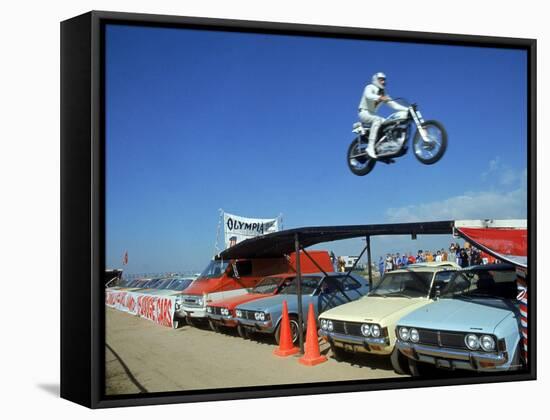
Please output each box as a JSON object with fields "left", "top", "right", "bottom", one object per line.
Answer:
{"left": 358, "top": 112, "right": 384, "bottom": 158}
{"left": 366, "top": 116, "right": 384, "bottom": 158}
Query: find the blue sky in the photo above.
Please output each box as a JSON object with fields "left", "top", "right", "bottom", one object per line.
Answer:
{"left": 105, "top": 24, "right": 527, "bottom": 274}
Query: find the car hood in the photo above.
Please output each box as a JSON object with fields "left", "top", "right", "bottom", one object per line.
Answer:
{"left": 209, "top": 293, "right": 271, "bottom": 309}
{"left": 399, "top": 297, "right": 518, "bottom": 334}
{"left": 237, "top": 294, "right": 310, "bottom": 312}
{"left": 320, "top": 296, "right": 430, "bottom": 325}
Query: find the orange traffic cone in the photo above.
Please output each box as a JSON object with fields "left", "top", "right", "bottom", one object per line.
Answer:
{"left": 273, "top": 300, "right": 299, "bottom": 357}
{"left": 298, "top": 303, "right": 327, "bottom": 366}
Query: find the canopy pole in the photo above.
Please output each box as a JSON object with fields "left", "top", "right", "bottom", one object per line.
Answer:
{"left": 366, "top": 235, "right": 373, "bottom": 289}
{"left": 294, "top": 233, "right": 304, "bottom": 354}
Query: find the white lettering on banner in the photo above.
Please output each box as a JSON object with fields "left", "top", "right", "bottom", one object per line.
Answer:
{"left": 105, "top": 289, "right": 176, "bottom": 328}
{"left": 223, "top": 212, "right": 280, "bottom": 249}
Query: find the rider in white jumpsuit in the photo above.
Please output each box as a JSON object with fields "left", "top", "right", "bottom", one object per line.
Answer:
{"left": 358, "top": 72, "right": 408, "bottom": 159}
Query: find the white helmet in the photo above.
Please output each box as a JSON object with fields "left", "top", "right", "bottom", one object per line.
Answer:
{"left": 372, "top": 72, "right": 386, "bottom": 89}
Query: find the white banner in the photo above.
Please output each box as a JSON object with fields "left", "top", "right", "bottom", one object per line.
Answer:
{"left": 105, "top": 289, "right": 177, "bottom": 328}
{"left": 223, "top": 212, "right": 280, "bottom": 249}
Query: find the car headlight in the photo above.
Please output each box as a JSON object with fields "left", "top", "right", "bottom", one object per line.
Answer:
{"left": 398, "top": 327, "right": 410, "bottom": 341}
{"left": 197, "top": 298, "right": 204, "bottom": 306}
{"left": 235, "top": 309, "right": 242, "bottom": 318}
{"left": 221, "top": 308, "right": 230, "bottom": 316}
{"left": 465, "top": 334, "right": 480, "bottom": 350}
{"left": 321, "top": 319, "right": 328, "bottom": 330}
{"left": 206, "top": 306, "right": 212, "bottom": 313}
{"left": 254, "top": 312, "right": 266, "bottom": 321}
{"left": 361, "top": 324, "right": 371, "bottom": 337}
{"left": 371, "top": 324, "right": 381, "bottom": 338}
{"left": 327, "top": 320, "right": 334, "bottom": 331}
{"left": 409, "top": 328, "right": 419, "bottom": 343}
{"left": 480, "top": 335, "right": 496, "bottom": 351}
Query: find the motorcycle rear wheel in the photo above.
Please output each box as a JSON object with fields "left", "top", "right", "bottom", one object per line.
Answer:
{"left": 347, "top": 137, "right": 376, "bottom": 176}
{"left": 412, "top": 120, "right": 448, "bottom": 165}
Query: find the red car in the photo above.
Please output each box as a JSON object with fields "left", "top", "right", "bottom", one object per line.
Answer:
{"left": 205, "top": 250, "right": 333, "bottom": 335}
{"left": 206, "top": 273, "right": 296, "bottom": 335}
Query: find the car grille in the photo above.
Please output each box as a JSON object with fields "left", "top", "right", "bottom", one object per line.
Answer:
{"left": 182, "top": 296, "right": 202, "bottom": 308}
{"left": 239, "top": 309, "right": 257, "bottom": 320}
{"left": 331, "top": 320, "right": 363, "bottom": 337}
{"left": 416, "top": 328, "right": 467, "bottom": 349}
{"left": 209, "top": 306, "right": 223, "bottom": 315}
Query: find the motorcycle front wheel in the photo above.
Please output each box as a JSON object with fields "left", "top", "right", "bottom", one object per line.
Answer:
{"left": 412, "top": 120, "right": 448, "bottom": 165}
{"left": 347, "top": 137, "right": 376, "bottom": 176}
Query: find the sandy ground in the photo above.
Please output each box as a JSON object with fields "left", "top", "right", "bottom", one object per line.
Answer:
{"left": 105, "top": 306, "right": 405, "bottom": 395}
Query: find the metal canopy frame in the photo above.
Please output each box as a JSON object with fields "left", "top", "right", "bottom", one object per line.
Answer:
{"left": 217, "top": 221, "right": 455, "bottom": 353}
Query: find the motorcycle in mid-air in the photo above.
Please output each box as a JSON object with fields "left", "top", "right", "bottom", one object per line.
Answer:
{"left": 347, "top": 99, "right": 448, "bottom": 176}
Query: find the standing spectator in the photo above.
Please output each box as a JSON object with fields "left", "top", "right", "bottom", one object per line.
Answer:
{"left": 459, "top": 248, "right": 469, "bottom": 268}
{"left": 385, "top": 254, "right": 393, "bottom": 272}
{"left": 337, "top": 256, "right": 346, "bottom": 272}
{"left": 435, "top": 250, "right": 442, "bottom": 262}
{"left": 378, "top": 256, "right": 385, "bottom": 276}
{"left": 330, "top": 251, "right": 337, "bottom": 271}
{"left": 408, "top": 253, "right": 416, "bottom": 264}
{"left": 471, "top": 248, "right": 482, "bottom": 266}
{"left": 426, "top": 251, "right": 434, "bottom": 262}
{"left": 393, "top": 253, "right": 400, "bottom": 269}
{"left": 416, "top": 250, "right": 424, "bottom": 263}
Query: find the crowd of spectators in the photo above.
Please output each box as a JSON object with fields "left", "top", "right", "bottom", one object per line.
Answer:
{"left": 378, "top": 242, "right": 496, "bottom": 275}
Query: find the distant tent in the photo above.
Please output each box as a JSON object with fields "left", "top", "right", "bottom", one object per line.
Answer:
{"left": 454, "top": 219, "right": 527, "bottom": 267}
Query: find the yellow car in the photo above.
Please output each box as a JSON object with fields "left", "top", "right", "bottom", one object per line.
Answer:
{"left": 318, "top": 262, "right": 459, "bottom": 374}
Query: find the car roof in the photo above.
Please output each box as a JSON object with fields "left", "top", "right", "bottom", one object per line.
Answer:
{"left": 391, "top": 263, "right": 459, "bottom": 273}
{"left": 461, "top": 263, "right": 516, "bottom": 271}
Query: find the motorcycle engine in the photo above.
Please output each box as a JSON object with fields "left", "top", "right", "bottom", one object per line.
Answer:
{"left": 378, "top": 126, "right": 406, "bottom": 154}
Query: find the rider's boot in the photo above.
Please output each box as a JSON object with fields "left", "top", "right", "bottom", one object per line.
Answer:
{"left": 366, "top": 140, "right": 377, "bottom": 159}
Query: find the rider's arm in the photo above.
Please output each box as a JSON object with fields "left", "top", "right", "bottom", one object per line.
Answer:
{"left": 386, "top": 97, "right": 408, "bottom": 112}
{"left": 365, "top": 84, "right": 382, "bottom": 101}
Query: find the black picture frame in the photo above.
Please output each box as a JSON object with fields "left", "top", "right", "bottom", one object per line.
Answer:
{"left": 60, "top": 10, "right": 537, "bottom": 409}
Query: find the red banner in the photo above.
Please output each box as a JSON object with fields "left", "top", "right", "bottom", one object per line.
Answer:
{"left": 105, "top": 289, "right": 176, "bottom": 328}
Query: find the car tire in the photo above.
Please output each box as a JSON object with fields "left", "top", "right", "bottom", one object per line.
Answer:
{"left": 275, "top": 316, "right": 301, "bottom": 345}
{"left": 510, "top": 344, "right": 524, "bottom": 370}
{"left": 186, "top": 316, "right": 195, "bottom": 327}
{"left": 407, "top": 358, "right": 440, "bottom": 377}
{"left": 208, "top": 319, "right": 220, "bottom": 333}
{"left": 173, "top": 318, "right": 181, "bottom": 329}
{"left": 330, "top": 342, "right": 346, "bottom": 361}
{"left": 390, "top": 347, "right": 410, "bottom": 375}
{"left": 237, "top": 325, "right": 249, "bottom": 339}
{"left": 407, "top": 358, "right": 422, "bottom": 376}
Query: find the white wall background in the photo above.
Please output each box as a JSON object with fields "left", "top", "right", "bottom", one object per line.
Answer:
{"left": 0, "top": 0, "right": 546, "bottom": 417}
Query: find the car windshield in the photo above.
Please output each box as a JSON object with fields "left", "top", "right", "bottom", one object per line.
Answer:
{"left": 369, "top": 270, "right": 433, "bottom": 298}
{"left": 252, "top": 276, "right": 293, "bottom": 294}
{"left": 280, "top": 276, "right": 322, "bottom": 295}
{"left": 163, "top": 278, "right": 193, "bottom": 291}
{"left": 441, "top": 268, "right": 517, "bottom": 299}
{"left": 144, "top": 278, "right": 164, "bottom": 288}
{"left": 116, "top": 279, "right": 131, "bottom": 288}
{"left": 198, "top": 260, "right": 230, "bottom": 279}
{"left": 132, "top": 279, "right": 149, "bottom": 288}
{"left": 153, "top": 279, "right": 174, "bottom": 289}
